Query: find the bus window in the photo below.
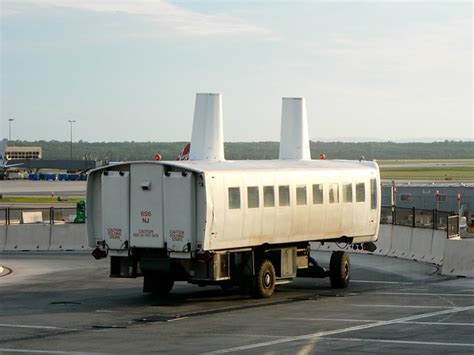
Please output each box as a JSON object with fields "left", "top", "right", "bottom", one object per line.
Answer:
{"left": 370, "top": 178, "right": 377, "bottom": 209}
{"left": 247, "top": 186, "right": 259, "bottom": 208}
{"left": 296, "top": 185, "right": 307, "bottom": 205}
{"left": 329, "top": 183, "right": 339, "bottom": 204}
{"left": 356, "top": 182, "right": 365, "bottom": 202}
{"left": 263, "top": 186, "right": 275, "bottom": 207}
{"left": 279, "top": 185, "right": 290, "bottom": 207}
{"left": 228, "top": 187, "right": 241, "bottom": 209}
{"left": 312, "top": 184, "right": 323, "bottom": 204}
{"left": 342, "top": 183, "right": 353, "bottom": 203}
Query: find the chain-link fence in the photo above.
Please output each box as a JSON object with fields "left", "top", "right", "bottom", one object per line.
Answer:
{"left": 381, "top": 206, "right": 459, "bottom": 237}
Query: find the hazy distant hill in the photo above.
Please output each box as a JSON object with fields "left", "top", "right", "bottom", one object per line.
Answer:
{"left": 8, "top": 140, "right": 474, "bottom": 161}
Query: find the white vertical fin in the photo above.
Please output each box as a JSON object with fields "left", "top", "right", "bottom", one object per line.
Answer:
{"left": 279, "top": 97, "right": 311, "bottom": 160}
{"left": 189, "top": 93, "right": 225, "bottom": 161}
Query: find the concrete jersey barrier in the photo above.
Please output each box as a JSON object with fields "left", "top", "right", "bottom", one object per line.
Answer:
{"left": 1, "top": 223, "right": 473, "bottom": 278}
{"left": 4, "top": 224, "right": 51, "bottom": 251}
{"left": 310, "top": 224, "right": 467, "bottom": 273}
{"left": 373, "top": 224, "right": 391, "bottom": 256}
{"left": 442, "top": 239, "right": 474, "bottom": 277}
{"left": 0, "top": 225, "right": 6, "bottom": 250}
{"left": 49, "top": 224, "right": 88, "bottom": 251}
{"left": 409, "top": 228, "right": 433, "bottom": 262}
{"left": 388, "top": 225, "right": 412, "bottom": 259}
{"left": 1, "top": 224, "right": 89, "bottom": 252}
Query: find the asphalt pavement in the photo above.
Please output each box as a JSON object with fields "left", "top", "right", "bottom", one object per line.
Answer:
{"left": 0, "top": 251, "right": 473, "bottom": 354}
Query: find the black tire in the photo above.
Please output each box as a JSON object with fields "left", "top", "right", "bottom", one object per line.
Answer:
{"left": 329, "top": 251, "right": 350, "bottom": 288}
{"left": 253, "top": 259, "right": 276, "bottom": 298}
{"left": 143, "top": 273, "right": 175, "bottom": 295}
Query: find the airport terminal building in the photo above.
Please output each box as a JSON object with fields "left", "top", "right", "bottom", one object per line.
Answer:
{"left": 5, "top": 146, "right": 42, "bottom": 160}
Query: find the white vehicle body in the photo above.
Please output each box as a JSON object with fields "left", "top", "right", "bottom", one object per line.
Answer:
{"left": 87, "top": 159, "right": 380, "bottom": 253}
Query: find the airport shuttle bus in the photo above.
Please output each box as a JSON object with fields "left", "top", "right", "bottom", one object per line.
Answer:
{"left": 87, "top": 94, "right": 381, "bottom": 298}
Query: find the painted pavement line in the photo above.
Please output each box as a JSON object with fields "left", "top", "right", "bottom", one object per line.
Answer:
{"left": 349, "top": 304, "right": 453, "bottom": 309}
{"left": 284, "top": 318, "right": 376, "bottom": 323}
{"left": 375, "top": 292, "right": 474, "bottom": 297}
{"left": 405, "top": 321, "right": 474, "bottom": 326}
{"left": 205, "top": 305, "right": 474, "bottom": 353}
{"left": 0, "top": 323, "right": 76, "bottom": 330}
{"left": 284, "top": 318, "right": 474, "bottom": 327}
{"left": 321, "top": 337, "right": 474, "bottom": 347}
{"left": 350, "top": 280, "right": 413, "bottom": 284}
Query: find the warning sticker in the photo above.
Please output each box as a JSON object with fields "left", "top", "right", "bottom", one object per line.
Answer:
{"left": 107, "top": 228, "right": 122, "bottom": 240}
{"left": 169, "top": 229, "right": 185, "bottom": 242}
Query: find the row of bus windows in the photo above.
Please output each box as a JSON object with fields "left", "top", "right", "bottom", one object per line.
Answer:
{"left": 228, "top": 180, "right": 377, "bottom": 210}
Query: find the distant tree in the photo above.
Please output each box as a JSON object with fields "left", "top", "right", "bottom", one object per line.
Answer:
{"left": 9, "top": 140, "right": 474, "bottom": 161}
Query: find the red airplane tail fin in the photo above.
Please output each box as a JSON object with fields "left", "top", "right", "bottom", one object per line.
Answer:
{"left": 176, "top": 143, "right": 190, "bottom": 161}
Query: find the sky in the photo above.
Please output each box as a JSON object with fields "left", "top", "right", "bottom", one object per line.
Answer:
{"left": 1, "top": 1, "right": 473, "bottom": 143}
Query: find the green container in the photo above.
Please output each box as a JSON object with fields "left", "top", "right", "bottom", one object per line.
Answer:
{"left": 74, "top": 200, "right": 86, "bottom": 224}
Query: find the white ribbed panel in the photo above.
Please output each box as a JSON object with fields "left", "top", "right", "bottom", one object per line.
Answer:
{"left": 189, "top": 93, "right": 225, "bottom": 161}
{"left": 279, "top": 97, "right": 311, "bottom": 160}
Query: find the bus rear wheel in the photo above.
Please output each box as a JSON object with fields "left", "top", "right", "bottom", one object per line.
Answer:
{"left": 253, "top": 259, "right": 276, "bottom": 298}
{"left": 329, "top": 251, "right": 350, "bottom": 288}
{"left": 143, "top": 272, "right": 175, "bottom": 295}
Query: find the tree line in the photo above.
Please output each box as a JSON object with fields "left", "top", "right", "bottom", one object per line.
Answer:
{"left": 8, "top": 140, "right": 474, "bottom": 161}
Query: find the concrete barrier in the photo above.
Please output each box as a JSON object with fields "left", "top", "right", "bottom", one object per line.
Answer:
{"left": 442, "top": 239, "right": 474, "bottom": 277}
{"left": 0, "top": 225, "right": 6, "bottom": 251}
{"left": 430, "top": 230, "right": 446, "bottom": 265}
{"left": 388, "top": 225, "right": 413, "bottom": 259}
{"left": 4, "top": 224, "right": 51, "bottom": 251}
{"left": 0, "top": 222, "right": 464, "bottom": 274}
{"left": 49, "top": 224, "right": 89, "bottom": 251}
{"left": 373, "top": 225, "right": 391, "bottom": 256}
{"left": 409, "top": 228, "right": 433, "bottom": 262}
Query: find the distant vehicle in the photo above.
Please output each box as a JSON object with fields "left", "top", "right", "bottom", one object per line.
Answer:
{"left": 87, "top": 94, "right": 381, "bottom": 298}
{"left": 6, "top": 171, "right": 22, "bottom": 180}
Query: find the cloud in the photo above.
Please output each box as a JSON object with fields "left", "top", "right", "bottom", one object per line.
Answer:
{"left": 2, "top": 0, "right": 272, "bottom": 38}
{"left": 313, "top": 18, "right": 472, "bottom": 74}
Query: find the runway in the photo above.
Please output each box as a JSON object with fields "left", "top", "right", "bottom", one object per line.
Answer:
{"left": 0, "top": 251, "right": 473, "bottom": 354}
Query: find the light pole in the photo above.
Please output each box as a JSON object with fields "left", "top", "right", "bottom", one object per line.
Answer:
{"left": 68, "top": 120, "right": 76, "bottom": 160}
{"left": 8, "top": 118, "right": 14, "bottom": 142}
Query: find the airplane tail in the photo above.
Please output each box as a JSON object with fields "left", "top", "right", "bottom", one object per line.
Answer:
{"left": 176, "top": 143, "right": 191, "bottom": 161}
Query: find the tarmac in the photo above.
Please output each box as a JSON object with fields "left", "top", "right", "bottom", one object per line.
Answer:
{"left": 0, "top": 251, "right": 473, "bottom": 354}
{"left": 0, "top": 180, "right": 86, "bottom": 197}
